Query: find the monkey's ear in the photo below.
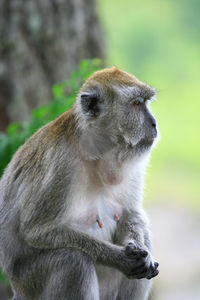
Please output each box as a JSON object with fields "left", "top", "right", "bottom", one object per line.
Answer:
{"left": 80, "top": 92, "right": 100, "bottom": 117}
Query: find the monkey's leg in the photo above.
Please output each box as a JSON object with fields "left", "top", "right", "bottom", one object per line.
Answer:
{"left": 38, "top": 248, "right": 99, "bottom": 300}
{"left": 116, "top": 277, "right": 152, "bottom": 300}
{"left": 10, "top": 248, "right": 99, "bottom": 300}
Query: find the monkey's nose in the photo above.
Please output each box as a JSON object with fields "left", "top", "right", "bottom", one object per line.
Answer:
{"left": 152, "top": 121, "right": 156, "bottom": 128}
{"left": 150, "top": 118, "right": 157, "bottom": 138}
{"left": 150, "top": 115, "right": 156, "bottom": 128}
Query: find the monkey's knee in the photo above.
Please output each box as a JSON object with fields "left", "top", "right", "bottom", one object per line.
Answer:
{"left": 41, "top": 248, "right": 99, "bottom": 300}
{"left": 117, "top": 278, "right": 152, "bottom": 300}
{"left": 53, "top": 248, "right": 96, "bottom": 276}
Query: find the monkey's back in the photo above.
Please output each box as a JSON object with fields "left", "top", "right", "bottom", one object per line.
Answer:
{"left": 0, "top": 113, "right": 77, "bottom": 274}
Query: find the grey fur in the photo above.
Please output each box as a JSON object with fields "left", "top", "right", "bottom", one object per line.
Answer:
{"left": 0, "top": 67, "right": 159, "bottom": 300}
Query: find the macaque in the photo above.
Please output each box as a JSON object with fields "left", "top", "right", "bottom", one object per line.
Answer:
{"left": 0, "top": 66, "right": 159, "bottom": 300}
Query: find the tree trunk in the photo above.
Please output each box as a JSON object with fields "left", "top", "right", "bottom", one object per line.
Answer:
{"left": 0, "top": 284, "right": 13, "bottom": 300}
{"left": 0, "top": 0, "right": 104, "bottom": 131}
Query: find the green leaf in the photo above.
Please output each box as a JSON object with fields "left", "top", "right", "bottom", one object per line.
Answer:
{"left": 6, "top": 123, "right": 20, "bottom": 136}
{"left": 32, "top": 106, "right": 48, "bottom": 120}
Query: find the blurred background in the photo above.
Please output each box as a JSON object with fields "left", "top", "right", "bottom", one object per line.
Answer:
{"left": 0, "top": 0, "right": 200, "bottom": 299}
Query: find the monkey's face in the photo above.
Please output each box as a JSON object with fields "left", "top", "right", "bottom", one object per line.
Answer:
{"left": 76, "top": 67, "right": 158, "bottom": 157}
{"left": 113, "top": 84, "right": 158, "bottom": 153}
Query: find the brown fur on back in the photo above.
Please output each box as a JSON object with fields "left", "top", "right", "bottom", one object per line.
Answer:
{"left": 48, "top": 108, "right": 77, "bottom": 141}
{"left": 10, "top": 108, "right": 77, "bottom": 183}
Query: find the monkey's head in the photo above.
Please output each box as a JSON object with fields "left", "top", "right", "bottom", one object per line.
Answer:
{"left": 75, "top": 66, "right": 158, "bottom": 160}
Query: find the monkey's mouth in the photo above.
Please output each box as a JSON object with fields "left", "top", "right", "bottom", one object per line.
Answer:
{"left": 137, "top": 138, "right": 155, "bottom": 148}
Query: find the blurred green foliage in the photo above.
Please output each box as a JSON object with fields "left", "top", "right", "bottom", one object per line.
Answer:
{"left": 98, "top": 0, "right": 200, "bottom": 209}
{"left": 0, "top": 59, "right": 101, "bottom": 178}
{"left": 0, "top": 269, "right": 9, "bottom": 286}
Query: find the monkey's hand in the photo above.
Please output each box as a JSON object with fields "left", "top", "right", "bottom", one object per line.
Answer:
{"left": 117, "top": 242, "right": 159, "bottom": 280}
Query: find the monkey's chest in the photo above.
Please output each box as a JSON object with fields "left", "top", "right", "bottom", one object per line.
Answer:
{"left": 66, "top": 192, "right": 123, "bottom": 242}
{"left": 87, "top": 195, "right": 122, "bottom": 241}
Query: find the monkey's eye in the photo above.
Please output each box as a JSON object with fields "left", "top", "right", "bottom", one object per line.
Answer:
{"left": 131, "top": 97, "right": 143, "bottom": 106}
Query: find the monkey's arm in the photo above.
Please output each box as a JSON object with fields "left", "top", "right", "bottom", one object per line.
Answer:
{"left": 20, "top": 221, "right": 151, "bottom": 279}
{"left": 113, "top": 209, "right": 159, "bottom": 279}
{"left": 114, "top": 209, "right": 152, "bottom": 251}
{"left": 23, "top": 222, "right": 120, "bottom": 263}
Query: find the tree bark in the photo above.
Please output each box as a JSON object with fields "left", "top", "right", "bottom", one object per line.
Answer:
{"left": 0, "top": 284, "right": 12, "bottom": 300}
{"left": 0, "top": 0, "right": 104, "bottom": 131}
